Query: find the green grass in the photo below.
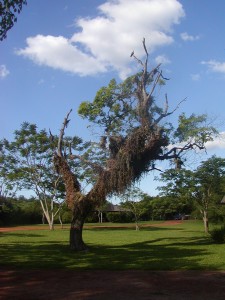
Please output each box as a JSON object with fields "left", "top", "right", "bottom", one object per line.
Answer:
{"left": 1, "top": 220, "right": 225, "bottom": 270}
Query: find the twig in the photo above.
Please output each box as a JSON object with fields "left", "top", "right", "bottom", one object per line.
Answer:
{"left": 57, "top": 109, "right": 72, "bottom": 157}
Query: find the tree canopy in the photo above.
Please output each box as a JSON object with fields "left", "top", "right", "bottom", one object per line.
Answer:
{"left": 53, "top": 40, "right": 217, "bottom": 250}
{"left": 158, "top": 156, "right": 225, "bottom": 232}
{"left": 0, "top": 0, "right": 27, "bottom": 40}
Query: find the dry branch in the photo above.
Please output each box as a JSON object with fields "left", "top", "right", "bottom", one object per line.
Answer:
{"left": 57, "top": 109, "right": 72, "bottom": 157}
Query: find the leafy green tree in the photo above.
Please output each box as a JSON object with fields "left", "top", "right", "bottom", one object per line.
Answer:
{"left": 158, "top": 156, "right": 225, "bottom": 232}
{"left": 120, "top": 186, "right": 147, "bottom": 230}
{"left": 0, "top": 123, "right": 83, "bottom": 229}
{"left": 149, "top": 195, "right": 193, "bottom": 220}
{"left": 158, "top": 168, "right": 193, "bottom": 199}
{"left": 54, "top": 40, "right": 217, "bottom": 251}
{"left": 0, "top": 0, "right": 27, "bottom": 40}
{"left": 191, "top": 156, "right": 225, "bottom": 233}
{"left": 0, "top": 141, "right": 20, "bottom": 197}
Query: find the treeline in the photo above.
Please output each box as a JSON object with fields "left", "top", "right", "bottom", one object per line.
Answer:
{"left": 2, "top": 191, "right": 225, "bottom": 227}
{"left": 0, "top": 196, "right": 72, "bottom": 226}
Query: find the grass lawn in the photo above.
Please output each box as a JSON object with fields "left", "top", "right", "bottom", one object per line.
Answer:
{"left": 0, "top": 220, "right": 225, "bottom": 270}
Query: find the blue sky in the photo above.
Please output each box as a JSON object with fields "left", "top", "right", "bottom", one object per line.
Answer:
{"left": 1, "top": 0, "right": 225, "bottom": 197}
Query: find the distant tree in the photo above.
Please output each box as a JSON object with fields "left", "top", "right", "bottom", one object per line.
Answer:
{"left": 0, "top": 141, "right": 20, "bottom": 197}
{"left": 53, "top": 40, "right": 216, "bottom": 251}
{"left": 158, "top": 156, "right": 225, "bottom": 232}
{"left": 149, "top": 195, "right": 193, "bottom": 220}
{"left": 158, "top": 168, "right": 193, "bottom": 200}
{"left": 0, "top": 0, "right": 27, "bottom": 40}
{"left": 191, "top": 156, "right": 225, "bottom": 233}
{"left": 137, "top": 194, "right": 155, "bottom": 221}
{"left": 120, "top": 186, "right": 147, "bottom": 230}
{"left": 0, "top": 123, "right": 83, "bottom": 229}
{"left": 0, "top": 195, "right": 13, "bottom": 225}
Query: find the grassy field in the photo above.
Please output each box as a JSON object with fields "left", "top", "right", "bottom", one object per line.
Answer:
{"left": 0, "top": 220, "right": 225, "bottom": 271}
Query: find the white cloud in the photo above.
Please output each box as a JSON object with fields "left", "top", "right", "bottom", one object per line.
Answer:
{"left": 180, "top": 32, "right": 200, "bottom": 41}
{"left": 201, "top": 60, "right": 225, "bottom": 74}
{"left": 0, "top": 65, "right": 10, "bottom": 78}
{"left": 155, "top": 55, "right": 171, "bottom": 65}
{"left": 191, "top": 73, "right": 200, "bottom": 81}
{"left": 16, "top": 0, "right": 185, "bottom": 78}
{"left": 205, "top": 132, "right": 225, "bottom": 151}
{"left": 16, "top": 35, "right": 107, "bottom": 76}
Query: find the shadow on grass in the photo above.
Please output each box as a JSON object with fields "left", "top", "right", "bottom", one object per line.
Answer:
{"left": 85, "top": 225, "right": 184, "bottom": 232}
{"left": 0, "top": 231, "right": 217, "bottom": 271}
{"left": 0, "top": 232, "right": 45, "bottom": 238}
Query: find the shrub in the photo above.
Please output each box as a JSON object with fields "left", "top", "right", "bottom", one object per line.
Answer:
{"left": 210, "top": 226, "right": 225, "bottom": 244}
{"left": 106, "top": 211, "right": 133, "bottom": 223}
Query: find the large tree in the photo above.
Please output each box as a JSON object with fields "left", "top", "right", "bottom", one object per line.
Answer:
{"left": 54, "top": 40, "right": 217, "bottom": 251}
{"left": 0, "top": 0, "right": 27, "bottom": 40}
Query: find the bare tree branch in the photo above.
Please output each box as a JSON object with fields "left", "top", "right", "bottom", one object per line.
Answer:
{"left": 154, "top": 97, "right": 187, "bottom": 125}
{"left": 57, "top": 109, "right": 72, "bottom": 157}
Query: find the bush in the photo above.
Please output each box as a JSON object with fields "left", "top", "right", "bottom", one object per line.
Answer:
{"left": 210, "top": 226, "right": 225, "bottom": 244}
{"left": 85, "top": 212, "right": 99, "bottom": 223}
{"left": 106, "top": 211, "right": 133, "bottom": 223}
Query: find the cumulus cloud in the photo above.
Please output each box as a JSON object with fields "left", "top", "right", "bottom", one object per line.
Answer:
{"left": 0, "top": 65, "right": 10, "bottom": 78}
{"left": 155, "top": 54, "right": 171, "bottom": 65}
{"left": 16, "top": 0, "right": 185, "bottom": 78}
{"left": 180, "top": 32, "right": 200, "bottom": 41}
{"left": 205, "top": 132, "right": 225, "bottom": 151}
{"left": 16, "top": 35, "right": 107, "bottom": 76}
{"left": 201, "top": 60, "right": 225, "bottom": 74}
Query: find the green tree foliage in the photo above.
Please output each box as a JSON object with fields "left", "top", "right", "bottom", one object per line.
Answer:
{"left": 0, "top": 140, "right": 21, "bottom": 197}
{"left": 191, "top": 156, "right": 225, "bottom": 233}
{"left": 0, "top": 0, "right": 27, "bottom": 40}
{"left": 0, "top": 122, "right": 83, "bottom": 229}
{"left": 106, "top": 211, "right": 133, "bottom": 223}
{"left": 149, "top": 196, "right": 193, "bottom": 220}
{"left": 120, "top": 186, "right": 147, "bottom": 230}
{"left": 0, "top": 195, "right": 42, "bottom": 225}
{"left": 158, "top": 156, "right": 225, "bottom": 232}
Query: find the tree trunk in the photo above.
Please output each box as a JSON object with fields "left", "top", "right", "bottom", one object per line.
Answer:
{"left": 203, "top": 210, "right": 209, "bottom": 234}
{"left": 59, "top": 213, "right": 63, "bottom": 229}
{"left": 70, "top": 215, "right": 87, "bottom": 251}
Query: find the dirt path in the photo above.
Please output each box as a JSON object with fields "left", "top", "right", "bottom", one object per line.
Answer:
{"left": 1, "top": 268, "right": 225, "bottom": 300}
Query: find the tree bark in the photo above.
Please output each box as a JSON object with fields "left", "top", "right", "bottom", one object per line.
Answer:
{"left": 203, "top": 210, "right": 209, "bottom": 234}
{"left": 70, "top": 214, "right": 87, "bottom": 251}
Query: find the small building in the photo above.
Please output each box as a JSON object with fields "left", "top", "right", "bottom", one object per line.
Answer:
{"left": 97, "top": 203, "right": 129, "bottom": 223}
{"left": 220, "top": 195, "right": 225, "bottom": 205}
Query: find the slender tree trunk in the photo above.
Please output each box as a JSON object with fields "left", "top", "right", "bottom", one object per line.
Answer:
{"left": 135, "top": 222, "right": 140, "bottom": 231}
{"left": 203, "top": 210, "right": 209, "bottom": 234}
{"left": 59, "top": 213, "right": 63, "bottom": 229}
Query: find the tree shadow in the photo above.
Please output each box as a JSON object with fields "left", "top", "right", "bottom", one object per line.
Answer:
{"left": 85, "top": 226, "right": 184, "bottom": 232}
{"left": 0, "top": 232, "right": 219, "bottom": 271}
{"left": 0, "top": 232, "right": 44, "bottom": 238}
